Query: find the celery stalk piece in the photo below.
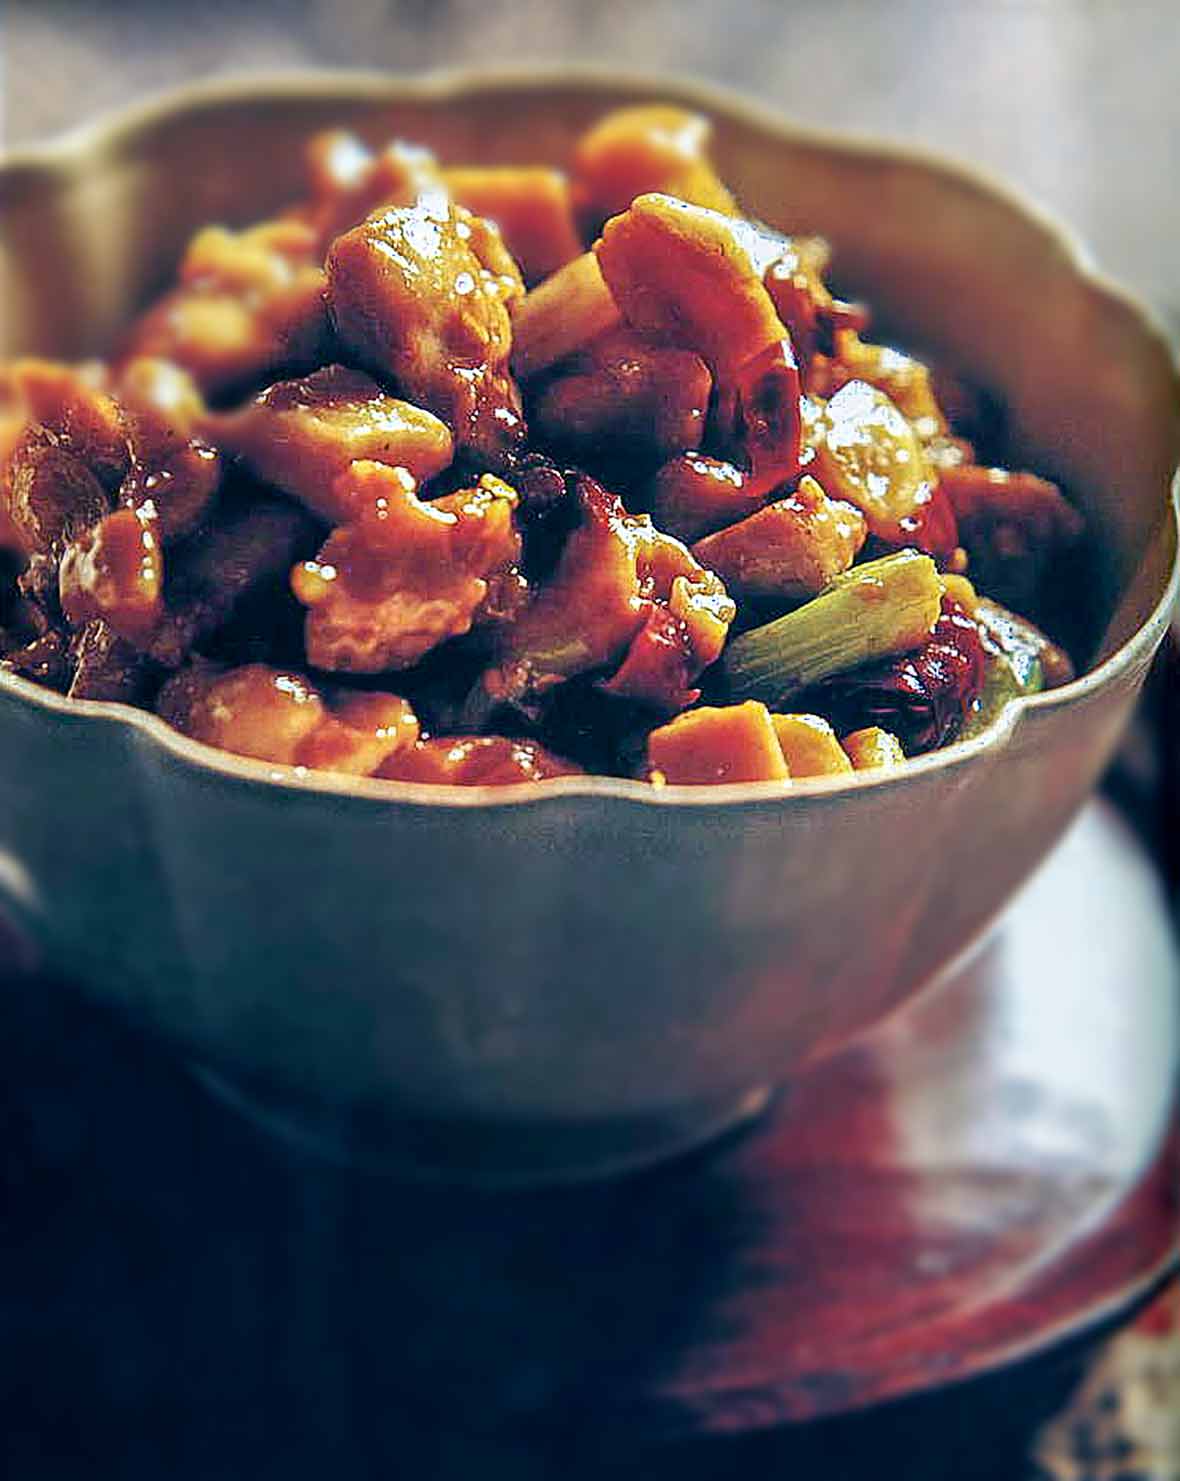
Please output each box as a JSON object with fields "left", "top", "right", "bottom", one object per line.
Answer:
{"left": 958, "top": 648, "right": 1045, "bottom": 741}
{"left": 721, "top": 550, "right": 942, "bottom": 707}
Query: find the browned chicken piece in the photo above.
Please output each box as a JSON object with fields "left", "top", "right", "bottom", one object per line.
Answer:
{"left": 442, "top": 167, "right": 583, "bottom": 284}
{"left": 4, "top": 425, "right": 112, "bottom": 558}
{"left": 114, "top": 359, "right": 222, "bottom": 542}
{"left": 533, "top": 328, "right": 712, "bottom": 467}
{"left": 120, "top": 219, "right": 331, "bottom": 397}
{"left": 647, "top": 701, "right": 789, "bottom": 786}
{"left": 573, "top": 105, "right": 737, "bottom": 225}
{"left": 327, "top": 196, "right": 527, "bottom": 467}
{"left": 158, "top": 661, "right": 325, "bottom": 762}
{"left": 648, "top": 453, "right": 762, "bottom": 544}
{"left": 595, "top": 194, "right": 803, "bottom": 498}
{"left": 148, "top": 495, "right": 320, "bottom": 670}
{"left": 939, "top": 463, "right": 1084, "bottom": 612}
{"left": 215, "top": 365, "right": 454, "bottom": 524}
{"left": 58, "top": 506, "right": 164, "bottom": 644}
{"left": 300, "top": 130, "right": 442, "bottom": 249}
{"left": 1, "top": 359, "right": 224, "bottom": 650}
{"left": 378, "top": 734, "right": 582, "bottom": 786}
{"left": 4, "top": 358, "right": 221, "bottom": 552}
{"left": 291, "top": 461, "right": 522, "bottom": 673}
{"left": 596, "top": 194, "right": 783, "bottom": 379}
{"left": 67, "top": 620, "right": 154, "bottom": 703}
{"left": 158, "top": 661, "right": 421, "bottom": 774}
{"left": 5, "top": 360, "right": 128, "bottom": 492}
{"left": 483, "top": 474, "right": 733, "bottom": 711}
{"left": 692, "top": 475, "right": 867, "bottom": 600}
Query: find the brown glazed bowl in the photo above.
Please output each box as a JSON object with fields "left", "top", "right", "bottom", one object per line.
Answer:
{"left": 1, "top": 71, "right": 1177, "bottom": 1181}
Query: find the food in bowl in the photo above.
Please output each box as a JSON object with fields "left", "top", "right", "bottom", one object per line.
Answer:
{"left": 0, "top": 103, "right": 1085, "bottom": 788}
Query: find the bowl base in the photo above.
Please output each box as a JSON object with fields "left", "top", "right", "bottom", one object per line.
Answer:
{"left": 190, "top": 1064, "right": 775, "bottom": 1186}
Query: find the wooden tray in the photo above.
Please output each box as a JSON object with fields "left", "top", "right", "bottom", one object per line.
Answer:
{"left": 1, "top": 801, "right": 1176, "bottom": 1476}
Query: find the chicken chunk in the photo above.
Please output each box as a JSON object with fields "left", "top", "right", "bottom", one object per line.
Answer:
{"left": 378, "top": 734, "right": 581, "bottom": 786}
{"left": 443, "top": 167, "right": 582, "bottom": 284}
{"left": 120, "top": 219, "right": 331, "bottom": 397}
{"left": 216, "top": 365, "right": 454, "bottom": 524}
{"left": 938, "top": 462, "right": 1084, "bottom": 614}
{"left": 58, "top": 506, "right": 164, "bottom": 644}
{"left": 484, "top": 474, "right": 733, "bottom": 713}
{"left": 158, "top": 661, "right": 419, "bottom": 774}
{"left": 327, "top": 196, "right": 527, "bottom": 466}
{"left": 291, "top": 461, "right": 522, "bottom": 672}
{"left": 301, "top": 130, "right": 442, "bottom": 248}
{"left": 533, "top": 328, "right": 711, "bottom": 470}
{"left": 648, "top": 453, "right": 762, "bottom": 544}
{"left": 573, "top": 105, "right": 737, "bottom": 224}
{"left": 595, "top": 194, "right": 802, "bottom": 496}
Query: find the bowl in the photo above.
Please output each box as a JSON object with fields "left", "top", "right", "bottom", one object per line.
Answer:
{"left": 1, "top": 70, "right": 1177, "bottom": 1181}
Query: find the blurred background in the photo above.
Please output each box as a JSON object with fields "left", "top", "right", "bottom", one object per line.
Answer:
{"left": 4, "top": 0, "right": 1179, "bottom": 332}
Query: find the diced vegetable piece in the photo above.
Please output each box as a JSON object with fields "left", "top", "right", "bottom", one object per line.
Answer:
{"left": 957, "top": 649, "right": 1044, "bottom": 742}
{"left": 510, "top": 253, "right": 621, "bottom": 381}
{"left": 939, "top": 573, "right": 979, "bottom": 615}
{"left": 770, "top": 713, "right": 853, "bottom": 777}
{"left": 648, "top": 701, "right": 789, "bottom": 785}
{"left": 722, "top": 549, "right": 943, "bottom": 706}
{"left": 810, "top": 379, "right": 950, "bottom": 550}
{"left": 803, "top": 596, "right": 987, "bottom": 754}
{"left": 812, "top": 332, "right": 948, "bottom": 437}
{"left": 692, "top": 475, "right": 866, "bottom": 600}
{"left": 842, "top": 727, "right": 906, "bottom": 770}
{"left": 442, "top": 167, "right": 582, "bottom": 283}
{"left": 573, "top": 105, "right": 737, "bottom": 222}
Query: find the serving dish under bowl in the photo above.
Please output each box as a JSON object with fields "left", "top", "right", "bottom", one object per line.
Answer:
{"left": 1, "top": 70, "right": 1176, "bottom": 1181}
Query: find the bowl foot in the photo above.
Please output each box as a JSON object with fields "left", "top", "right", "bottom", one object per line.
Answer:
{"left": 190, "top": 1064, "right": 775, "bottom": 1185}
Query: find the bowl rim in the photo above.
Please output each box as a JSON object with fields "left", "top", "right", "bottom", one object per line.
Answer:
{"left": 2, "top": 63, "right": 1177, "bottom": 810}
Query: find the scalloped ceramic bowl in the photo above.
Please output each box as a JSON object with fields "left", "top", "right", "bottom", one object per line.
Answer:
{"left": 1, "top": 71, "right": 1177, "bottom": 1180}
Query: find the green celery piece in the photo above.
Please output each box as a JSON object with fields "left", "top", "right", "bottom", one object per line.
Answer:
{"left": 721, "top": 549, "right": 942, "bottom": 707}
{"left": 958, "top": 647, "right": 1044, "bottom": 741}
{"left": 973, "top": 597, "right": 1046, "bottom": 690}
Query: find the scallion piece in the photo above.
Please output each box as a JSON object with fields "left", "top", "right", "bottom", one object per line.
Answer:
{"left": 721, "top": 549, "right": 942, "bottom": 707}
